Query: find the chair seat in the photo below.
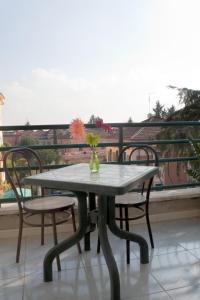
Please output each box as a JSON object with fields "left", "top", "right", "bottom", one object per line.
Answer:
{"left": 24, "top": 196, "right": 75, "bottom": 213}
{"left": 115, "top": 193, "right": 146, "bottom": 206}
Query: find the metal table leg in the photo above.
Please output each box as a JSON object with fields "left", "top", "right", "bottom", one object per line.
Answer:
{"left": 43, "top": 192, "right": 88, "bottom": 282}
{"left": 108, "top": 196, "right": 149, "bottom": 264}
{"left": 84, "top": 193, "right": 96, "bottom": 251}
{"left": 98, "top": 195, "right": 120, "bottom": 300}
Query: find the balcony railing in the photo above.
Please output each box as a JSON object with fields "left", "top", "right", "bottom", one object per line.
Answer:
{"left": 0, "top": 121, "right": 200, "bottom": 203}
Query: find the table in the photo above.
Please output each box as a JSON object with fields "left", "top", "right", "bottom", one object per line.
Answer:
{"left": 23, "top": 163, "right": 159, "bottom": 300}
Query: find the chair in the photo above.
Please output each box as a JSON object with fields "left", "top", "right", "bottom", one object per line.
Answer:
{"left": 3, "top": 147, "right": 81, "bottom": 269}
{"left": 97, "top": 144, "right": 159, "bottom": 264}
{"left": 115, "top": 144, "right": 159, "bottom": 263}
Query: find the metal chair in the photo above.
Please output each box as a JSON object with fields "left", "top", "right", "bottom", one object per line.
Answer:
{"left": 3, "top": 147, "right": 81, "bottom": 269}
{"left": 115, "top": 144, "right": 159, "bottom": 263}
{"left": 97, "top": 144, "right": 159, "bottom": 264}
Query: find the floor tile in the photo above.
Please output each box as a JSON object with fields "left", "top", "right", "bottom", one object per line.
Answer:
{"left": 188, "top": 247, "right": 200, "bottom": 260}
{"left": 24, "top": 269, "right": 95, "bottom": 300}
{"left": 81, "top": 231, "right": 138, "bottom": 269}
{"left": 82, "top": 259, "right": 164, "bottom": 299}
{"left": 126, "top": 291, "right": 171, "bottom": 300}
{"left": 0, "top": 277, "right": 24, "bottom": 300}
{"left": 179, "top": 237, "right": 200, "bottom": 251}
{"left": 167, "top": 284, "right": 200, "bottom": 299}
{"left": 150, "top": 250, "right": 200, "bottom": 290}
{"left": 0, "top": 238, "right": 25, "bottom": 279}
{"left": 25, "top": 234, "right": 85, "bottom": 275}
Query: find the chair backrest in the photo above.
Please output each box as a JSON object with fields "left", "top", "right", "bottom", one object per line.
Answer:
{"left": 118, "top": 144, "right": 159, "bottom": 166}
{"left": 118, "top": 144, "right": 159, "bottom": 196}
{"left": 3, "top": 147, "right": 43, "bottom": 212}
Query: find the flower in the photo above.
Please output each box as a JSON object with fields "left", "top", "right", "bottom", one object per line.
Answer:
{"left": 85, "top": 132, "right": 100, "bottom": 148}
{"left": 69, "top": 117, "right": 112, "bottom": 148}
{"left": 0, "top": 180, "right": 10, "bottom": 192}
{"left": 95, "top": 118, "right": 112, "bottom": 133}
{"left": 69, "top": 118, "right": 86, "bottom": 142}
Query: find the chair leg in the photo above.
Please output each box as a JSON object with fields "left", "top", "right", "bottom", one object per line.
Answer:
{"left": 97, "top": 235, "right": 101, "bottom": 253}
{"left": 119, "top": 206, "right": 123, "bottom": 229}
{"left": 41, "top": 213, "right": 45, "bottom": 245}
{"left": 146, "top": 211, "right": 154, "bottom": 248}
{"left": 16, "top": 217, "right": 23, "bottom": 263}
{"left": 51, "top": 213, "right": 61, "bottom": 271}
{"left": 71, "top": 206, "right": 82, "bottom": 254}
{"left": 125, "top": 206, "right": 130, "bottom": 264}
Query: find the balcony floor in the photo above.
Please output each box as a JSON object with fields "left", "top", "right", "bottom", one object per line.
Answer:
{"left": 1, "top": 217, "right": 200, "bottom": 299}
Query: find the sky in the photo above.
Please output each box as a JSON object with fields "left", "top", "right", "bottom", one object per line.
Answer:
{"left": 1, "top": 0, "right": 200, "bottom": 125}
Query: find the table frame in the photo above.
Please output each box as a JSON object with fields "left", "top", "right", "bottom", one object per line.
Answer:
{"left": 23, "top": 163, "right": 158, "bottom": 300}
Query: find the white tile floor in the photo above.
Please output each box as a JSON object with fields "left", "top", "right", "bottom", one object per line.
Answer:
{"left": 1, "top": 218, "right": 200, "bottom": 299}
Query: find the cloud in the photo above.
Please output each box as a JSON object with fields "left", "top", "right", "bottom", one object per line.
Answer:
{"left": 2, "top": 66, "right": 181, "bottom": 125}
{"left": 32, "top": 68, "right": 96, "bottom": 91}
{"left": 2, "top": 0, "right": 200, "bottom": 125}
{"left": 6, "top": 81, "right": 34, "bottom": 99}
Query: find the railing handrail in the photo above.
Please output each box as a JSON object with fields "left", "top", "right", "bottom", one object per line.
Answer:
{"left": 1, "top": 120, "right": 200, "bottom": 131}
{"left": 1, "top": 120, "right": 200, "bottom": 203}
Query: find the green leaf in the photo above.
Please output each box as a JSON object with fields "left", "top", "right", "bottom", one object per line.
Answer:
{"left": 186, "top": 139, "right": 200, "bottom": 182}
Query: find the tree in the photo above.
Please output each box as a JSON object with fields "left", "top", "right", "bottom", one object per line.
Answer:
{"left": 165, "top": 105, "right": 176, "bottom": 119}
{"left": 127, "top": 117, "right": 133, "bottom": 123}
{"left": 156, "top": 86, "right": 200, "bottom": 159}
{"left": 18, "top": 136, "right": 38, "bottom": 146}
{"left": 187, "top": 139, "right": 200, "bottom": 182}
{"left": 168, "top": 85, "right": 200, "bottom": 106}
{"left": 151, "top": 101, "right": 175, "bottom": 120}
{"left": 88, "top": 115, "right": 101, "bottom": 124}
{"left": 17, "top": 136, "right": 59, "bottom": 165}
{"left": 166, "top": 86, "right": 200, "bottom": 121}
{"left": 152, "top": 101, "right": 166, "bottom": 118}
{"left": 37, "top": 149, "right": 59, "bottom": 165}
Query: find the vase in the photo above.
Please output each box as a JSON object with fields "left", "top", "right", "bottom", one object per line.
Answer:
{"left": 89, "top": 150, "right": 100, "bottom": 173}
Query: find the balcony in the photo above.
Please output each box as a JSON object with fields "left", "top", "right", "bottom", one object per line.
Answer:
{"left": 0, "top": 120, "right": 200, "bottom": 299}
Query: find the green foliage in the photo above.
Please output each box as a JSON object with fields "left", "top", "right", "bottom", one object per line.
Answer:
{"left": 151, "top": 101, "right": 175, "bottom": 119}
{"left": 166, "top": 86, "right": 200, "bottom": 120}
{"left": 88, "top": 115, "right": 100, "bottom": 124}
{"left": 128, "top": 117, "right": 133, "bottom": 123}
{"left": 187, "top": 139, "right": 200, "bottom": 182}
{"left": 187, "top": 169, "right": 200, "bottom": 182}
{"left": 2, "top": 142, "right": 11, "bottom": 147}
{"left": 153, "top": 101, "right": 165, "bottom": 118}
{"left": 156, "top": 86, "right": 200, "bottom": 159}
{"left": 168, "top": 86, "right": 200, "bottom": 106}
{"left": 18, "top": 136, "right": 38, "bottom": 146}
{"left": 37, "top": 149, "right": 58, "bottom": 165}
{"left": 0, "top": 180, "right": 10, "bottom": 191}
{"left": 17, "top": 135, "right": 59, "bottom": 165}
{"left": 165, "top": 105, "right": 176, "bottom": 118}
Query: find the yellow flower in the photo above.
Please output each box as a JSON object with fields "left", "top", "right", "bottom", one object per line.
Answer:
{"left": 85, "top": 132, "right": 100, "bottom": 148}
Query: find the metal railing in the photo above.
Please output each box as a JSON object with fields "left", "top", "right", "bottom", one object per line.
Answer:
{"left": 1, "top": 120, "right": 200, "bottom": 202}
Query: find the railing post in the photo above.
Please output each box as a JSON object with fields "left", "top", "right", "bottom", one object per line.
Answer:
{"left": 53, "top": 129, "right": 57, "bottom": 144}
{"left": 118, "top": 126, "right": 123, "bottom": 156}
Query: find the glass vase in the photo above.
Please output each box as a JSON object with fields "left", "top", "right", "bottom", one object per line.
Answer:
{"left": 89, "top": 150, "right": 100, "bottom": 173}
